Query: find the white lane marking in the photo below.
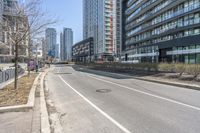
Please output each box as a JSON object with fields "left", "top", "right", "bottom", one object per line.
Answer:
{"left": 88, "top": 74, "right": 200, "bottom": 111}
{"left": 59, "top": 75, "right": 132, "bottom": 133}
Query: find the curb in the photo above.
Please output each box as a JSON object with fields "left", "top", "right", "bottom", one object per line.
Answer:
{"left": 40, "top": 69, "right": 51, "bottom": 133}
{"left": 0, "top": 73, "right": 42, "bottom": 113}
{"left": 135, "top": 77, "right": 200, "bottom": 91}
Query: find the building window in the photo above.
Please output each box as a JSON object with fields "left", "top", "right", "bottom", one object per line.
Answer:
{"left": 189, "top": 54, "right": 196, "bottom": 64}
{"left": 196, "top": 54, "right": 200, "bottom": 63}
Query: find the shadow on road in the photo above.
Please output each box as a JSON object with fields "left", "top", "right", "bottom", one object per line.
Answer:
{"left": 71, "top": 65, "right": 157, "bottom": 79}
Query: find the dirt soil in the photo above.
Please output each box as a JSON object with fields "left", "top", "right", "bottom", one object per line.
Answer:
{"left": 0, "top": 73, "right": 38, "bottom": 107}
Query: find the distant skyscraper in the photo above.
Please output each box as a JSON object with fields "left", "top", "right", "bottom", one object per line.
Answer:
{"left": 55, "top": 44, "right": 59, "bottom": 59}
{"left": 60, "top": 32, "right": 64, "bottom": 61}
{"left": 83, "top": 0, "right": 115, "bottom": 61}
{"left": 42, "top": 38, "right": 47, "bottom": 60}
{"left": 83, "top": 0, "right": 98, "bottom": 40}
{"left": 45, "top": 28, "right": 57, "bottom": 57}
{"left": 60, "top": 28, "right": 73, "bottom": 61}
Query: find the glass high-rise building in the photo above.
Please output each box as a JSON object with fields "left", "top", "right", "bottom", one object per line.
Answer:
{"left": 83, "top": 0, "right": 98, "bottom": 55}
{"left": 113, "top": 0, "right": 122, "bottom": 60}
{"left": 62, "top": 28, "right": 73, "bottom": 61}
{"left": 55, "top": 44, "right": 59, "bottom": 59}
{"left": 60, "top": 32, "right": 64, "bottom": 61}
{"left": 122, "top": 0, "right": 200, "bottom": 64}
{"left": 83, "top": 0, "right": 116, "bottom": 61}
{"left": 45, "top": 28, "right": 57, "bottom": 57}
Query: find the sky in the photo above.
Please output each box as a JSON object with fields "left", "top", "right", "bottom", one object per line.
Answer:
{"left": 42, "top": 0, "right": 83, "bottom": 44}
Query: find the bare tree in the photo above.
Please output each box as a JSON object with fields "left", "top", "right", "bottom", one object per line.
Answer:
{"left": 1, "top": 0, "right": 57, "bottom": 89}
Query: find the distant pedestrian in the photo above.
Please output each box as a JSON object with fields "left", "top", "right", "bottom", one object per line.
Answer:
{"left": 36, "top": 64, "right": 38, "bottom": 72}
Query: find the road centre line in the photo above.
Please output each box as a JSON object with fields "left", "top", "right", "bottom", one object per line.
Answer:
{"left": 59, "top": 75, "right": 132, "bottom": 133}
{"left": 87, "top": 74, "right": 200, "bottom": 112}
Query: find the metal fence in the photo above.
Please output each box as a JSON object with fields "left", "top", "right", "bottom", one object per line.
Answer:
{"left": 0, "top": 68, "right": 25, "bottom": 84}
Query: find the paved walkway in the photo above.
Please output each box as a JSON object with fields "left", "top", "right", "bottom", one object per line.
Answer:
{"left": 0, "top": 91, "right": 41, "bottom": 133}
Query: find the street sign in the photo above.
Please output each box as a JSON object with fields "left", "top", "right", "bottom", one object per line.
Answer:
{"left": 48, "top": 50, "right": 55, "bottom": 58}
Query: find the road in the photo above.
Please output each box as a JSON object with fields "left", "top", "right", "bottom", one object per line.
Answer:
{"left": 45, "top": 65, "right": 200, "bottom": 133}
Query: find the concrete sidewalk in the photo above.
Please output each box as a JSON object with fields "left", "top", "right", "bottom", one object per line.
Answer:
{"left": 0, "top": 94, "right": 41, "bottom": 133}
{"left": 0, "top": 71, "right": 42, "bottom": 133}
{"left": 0, "top": 89, "right": 41, "bottom": 133}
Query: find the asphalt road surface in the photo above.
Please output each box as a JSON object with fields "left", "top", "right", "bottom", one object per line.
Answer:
{"left": 45, "top": 65, "right": 200, "bottom": 133}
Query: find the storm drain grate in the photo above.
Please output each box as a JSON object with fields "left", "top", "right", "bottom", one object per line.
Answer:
{"left": 96, "top": 89, "right": 112, "bottom": 93}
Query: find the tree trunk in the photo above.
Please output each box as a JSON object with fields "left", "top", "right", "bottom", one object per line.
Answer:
{"left": 14, "top": 43, "right": 19, "bottom": 90}
{"left": 28, "top": 39, "right": 31, "bottom": 77}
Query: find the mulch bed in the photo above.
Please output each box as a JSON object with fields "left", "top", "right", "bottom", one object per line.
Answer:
{"left": 0, "top": 73, "right": 38, "bottom": 107}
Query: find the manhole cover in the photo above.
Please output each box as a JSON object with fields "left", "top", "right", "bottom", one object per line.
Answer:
{"left": 96, "top": 89, "right": 112, "bottom": 93}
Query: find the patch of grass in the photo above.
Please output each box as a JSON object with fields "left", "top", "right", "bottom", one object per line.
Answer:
{"left": 174, "top": 63, "right": 186, "bottom": 77}
{"left": 0, "top": 73, "right": 38, "bottom": 107}
{"left": 158, "top": 63, "right": 174, "bottom": 72}
{"left": 185, "top": 64, "right": 200, "bottom": 79}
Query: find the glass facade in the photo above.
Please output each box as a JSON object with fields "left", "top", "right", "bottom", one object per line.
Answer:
{"left": 45, "top": 28, "right": 57, "bottom": 56}
{"left": 72, "top": 38, "right": 94, "bottom": 63}
{"left": 113, "top": 0, "right": 122, "bottom": 58}
{"left": 63, "top": 28, "right": 73, "bottom": 61}
{"left": 168, "top": 44, "right": 200, "bottom": 63}
{"left": 122, "top": 0, "right": 200, "bottom": 63}
{"left": 83, "top": 0, "right": 115, "bottom": 61}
